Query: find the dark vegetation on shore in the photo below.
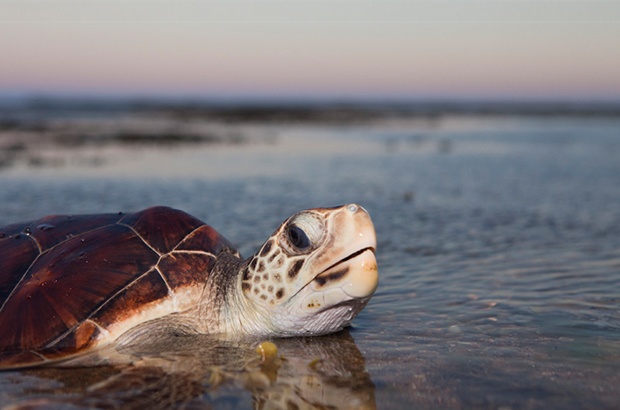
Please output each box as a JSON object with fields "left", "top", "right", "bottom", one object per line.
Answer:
{"left": 4, "top": 98, "right": 620, "bottom": 122}
{"left": 1, "top": 98, "right": 619, "bottom": 170}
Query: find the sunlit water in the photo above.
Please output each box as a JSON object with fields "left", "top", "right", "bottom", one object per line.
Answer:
{"left": 1, "top": 108, "right": 619, "bottom": 409}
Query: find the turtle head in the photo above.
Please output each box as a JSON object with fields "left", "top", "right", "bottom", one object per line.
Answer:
{"left": 239, "top": 204, "right": 378, "bottom": 336}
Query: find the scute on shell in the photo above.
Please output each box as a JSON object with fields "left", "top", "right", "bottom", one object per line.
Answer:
{"left": 0, "top": 206, "right": 235, "bottom": 369}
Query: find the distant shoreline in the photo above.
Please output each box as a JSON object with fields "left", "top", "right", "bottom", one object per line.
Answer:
{"left": 1, "top": 97, "right": 620, "bottom": 120}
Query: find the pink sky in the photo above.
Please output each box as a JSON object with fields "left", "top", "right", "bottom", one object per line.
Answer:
{"left": 1, "top": 1, "right": 619, "bottom": 100}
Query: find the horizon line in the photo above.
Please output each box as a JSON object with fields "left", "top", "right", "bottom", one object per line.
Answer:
{"left": 2, "top": 91, "right": 620, "bottom": 106}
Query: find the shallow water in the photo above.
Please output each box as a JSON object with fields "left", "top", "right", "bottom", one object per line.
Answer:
{"left": 1, "top": 105, "right": 619, "bottom": 409}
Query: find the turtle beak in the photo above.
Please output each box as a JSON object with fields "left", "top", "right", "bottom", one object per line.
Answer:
{"left": 312, "top": 246, "right": 378, "bottom": 298}
{"left": 310, "top": 204, "right": 378, "bottom": 300}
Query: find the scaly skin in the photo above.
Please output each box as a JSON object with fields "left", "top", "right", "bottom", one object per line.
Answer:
{"left": 214, "top": 204, "right": 378, "bottom": 337}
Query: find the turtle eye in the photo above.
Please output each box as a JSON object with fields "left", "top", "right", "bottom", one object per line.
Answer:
{"left": 287, "top": 225, "right": 311, "bottom": 250}
{"left": 282, "top": 213, "right": 324, "bottom": 253}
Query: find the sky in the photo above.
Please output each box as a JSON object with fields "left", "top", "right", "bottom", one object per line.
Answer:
{"left": 1, "top": 1, "right": 619, "bottom": 101}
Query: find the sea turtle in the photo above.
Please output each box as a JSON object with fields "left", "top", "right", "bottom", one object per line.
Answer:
{"left": 0, "top": 205, "right": 378, "bottom": 369}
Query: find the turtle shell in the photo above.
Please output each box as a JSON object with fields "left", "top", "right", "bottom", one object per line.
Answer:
{"left": 0, "top": 206, "right": 236, "bottom": 368}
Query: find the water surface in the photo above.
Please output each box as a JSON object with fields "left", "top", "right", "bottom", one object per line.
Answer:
{"left": 0, "top": 104, "right": 619, "bottom": 409}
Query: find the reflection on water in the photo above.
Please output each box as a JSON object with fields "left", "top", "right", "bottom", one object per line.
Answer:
{"left": 1, "top": 102, "right": 620, "bottom": 409}
{"left": 0, "top": 332, "right": 374, "bottom": 409}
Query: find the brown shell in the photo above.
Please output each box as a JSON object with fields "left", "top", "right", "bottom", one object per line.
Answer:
{"left": 0, "top": 206, "right": 236, "bottom": 368}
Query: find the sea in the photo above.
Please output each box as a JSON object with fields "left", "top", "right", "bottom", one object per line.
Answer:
{"left": 0, "top": 99, "right": 619, "bottom": 409}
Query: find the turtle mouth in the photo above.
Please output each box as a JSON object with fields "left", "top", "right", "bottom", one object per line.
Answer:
{"left": 317, "top": 246, "right": 376, "bottom": 276}
{"left": 311, "top": 246, "right": 378, "bottom": 298}
{"left": 292, "top": 247, "right": 377, "bottom": 299}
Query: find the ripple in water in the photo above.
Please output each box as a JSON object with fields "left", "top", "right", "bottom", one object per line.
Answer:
{"left": 1, "top": 111, "right": 619, "bottom": 409}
